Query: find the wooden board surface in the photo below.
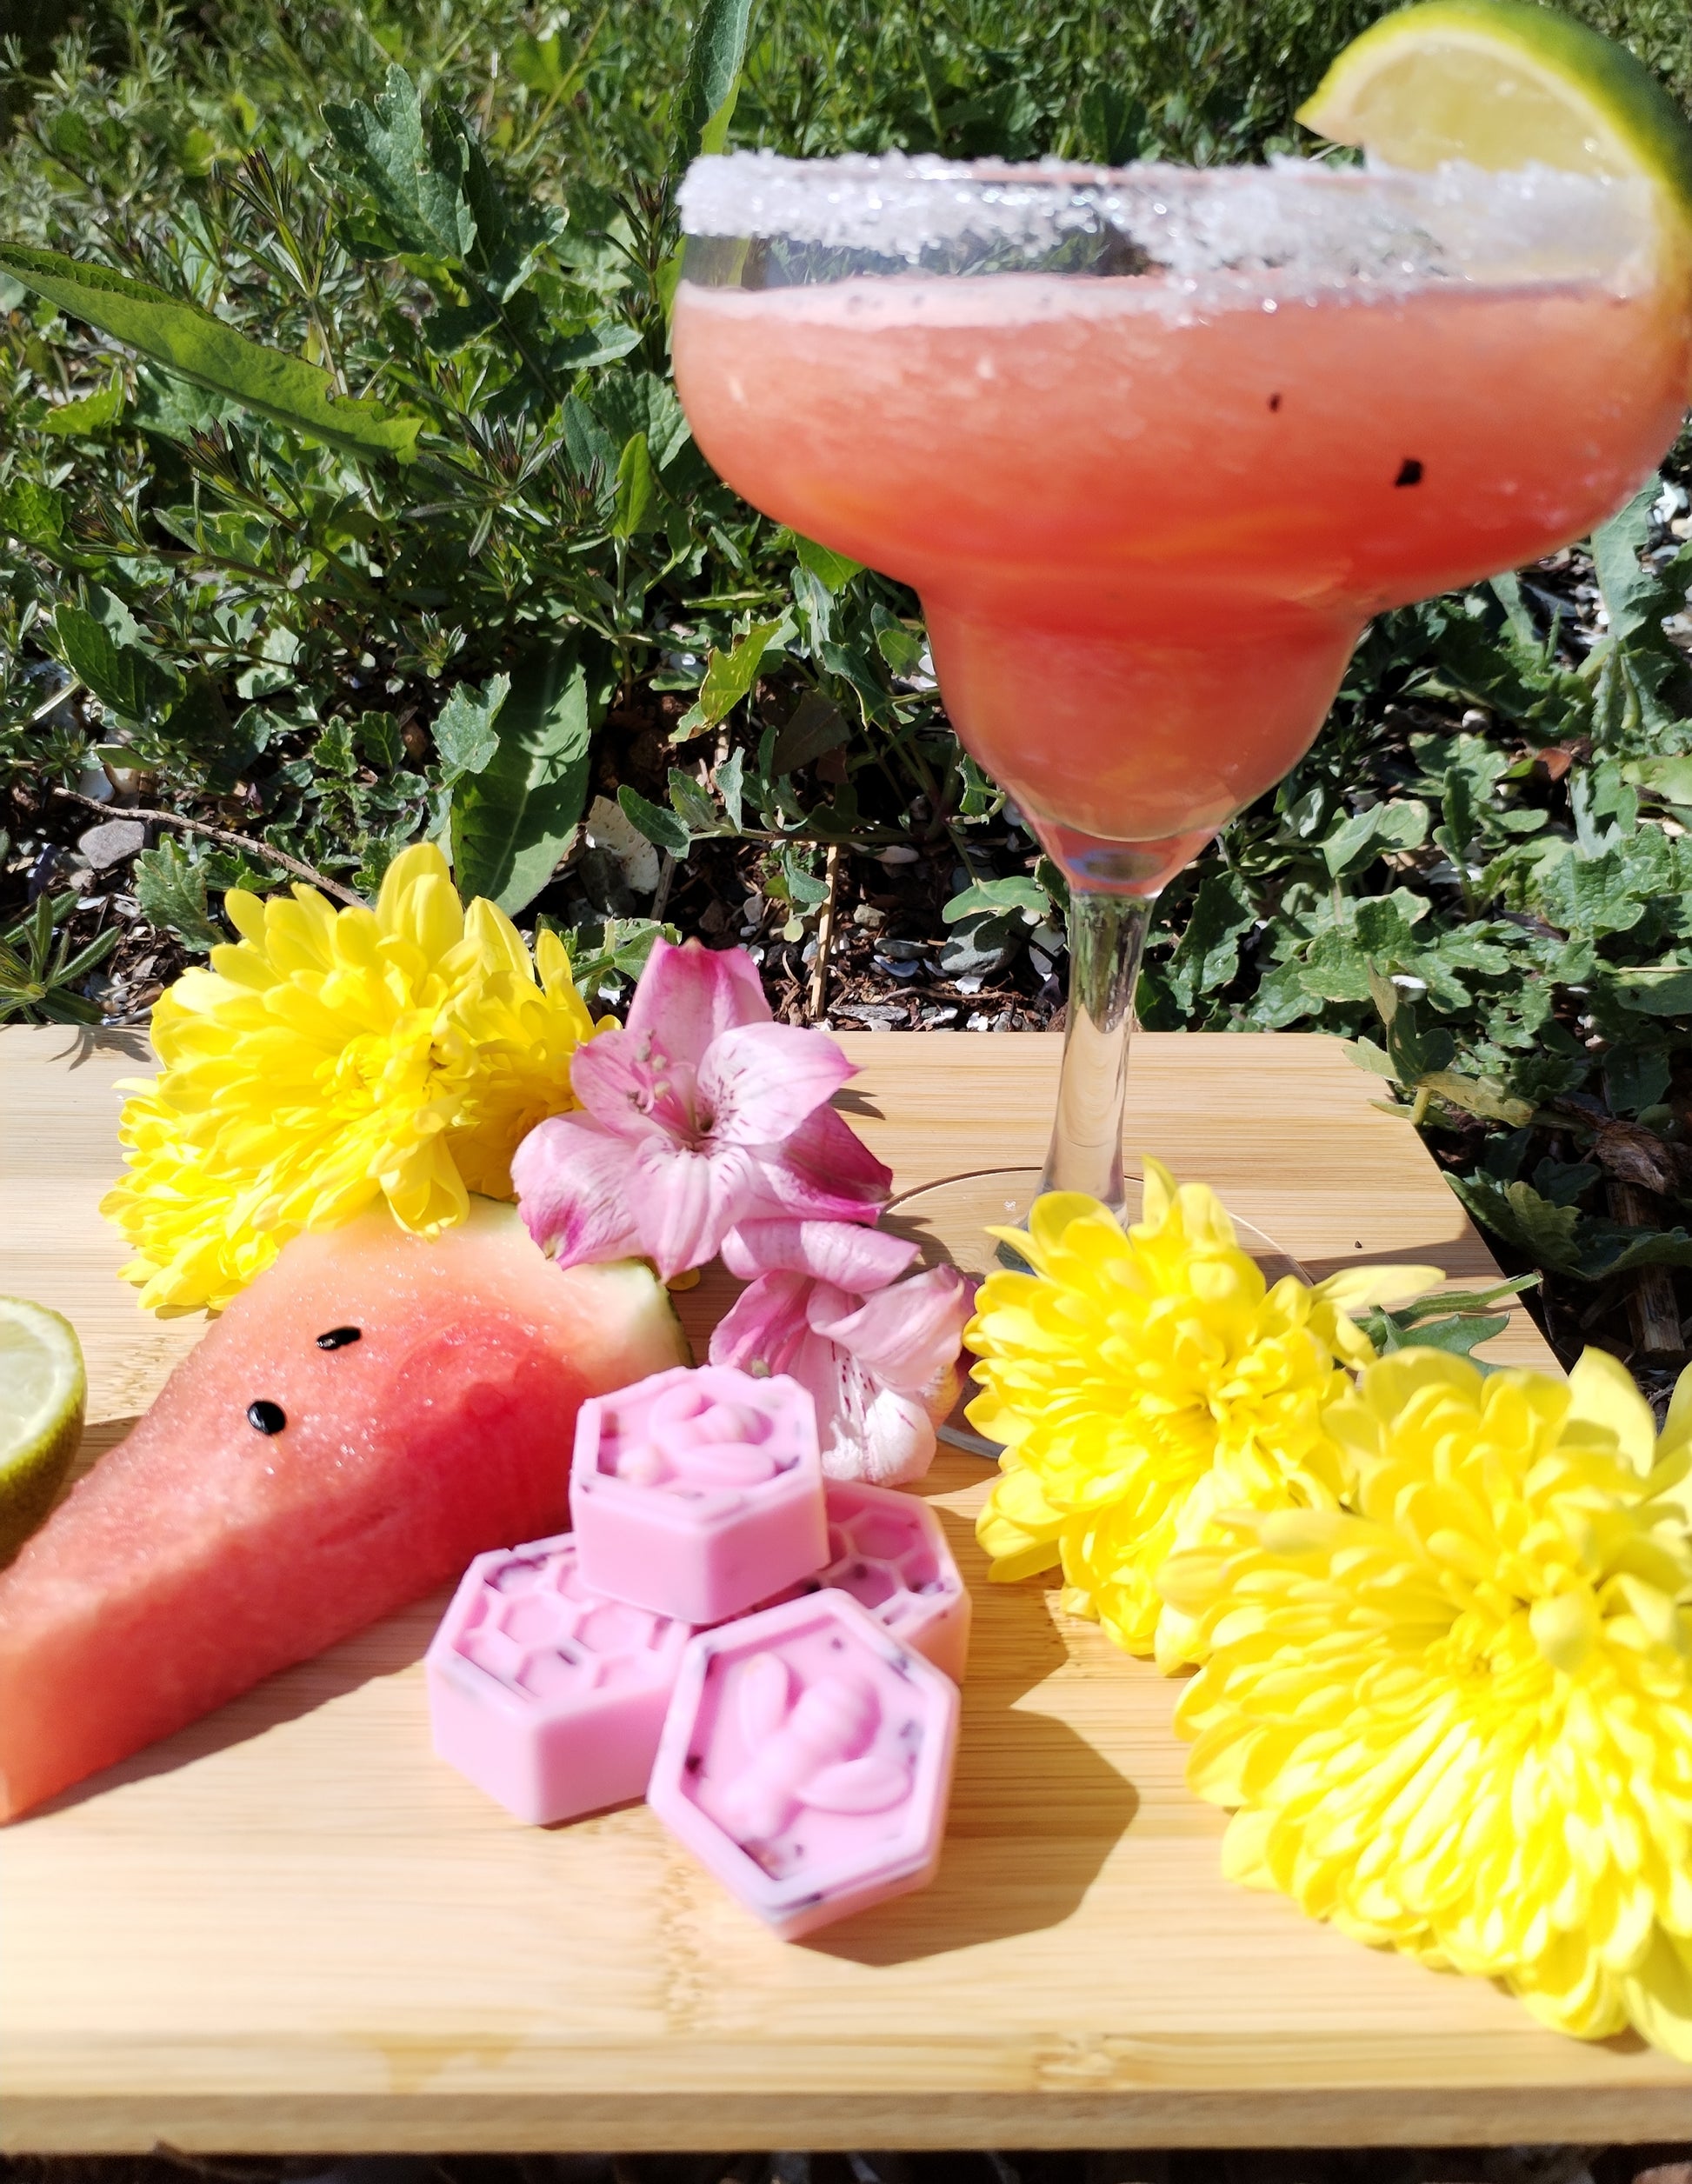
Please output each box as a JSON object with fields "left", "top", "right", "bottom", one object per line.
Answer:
{"left": 5, "top": 1022, "right": 1686, "bottom": 2155}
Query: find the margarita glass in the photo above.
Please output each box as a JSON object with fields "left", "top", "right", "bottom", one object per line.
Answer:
{"left": 671, "top": 152, "right": 1690, "bottom": 1255}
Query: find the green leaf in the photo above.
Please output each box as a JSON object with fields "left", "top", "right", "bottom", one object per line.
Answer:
{"left": 1366, "top": 972, "right": 1457, "bottom": 1087}
{"left": 591, "top": 370, "right": 691, "bottom": 468}
{"left": 1322, "top": 799, "right": 1429, "bottom": 879}
{"left": 1416, "top": 1069, "right": 1535, "bottom": 1127}
{"left": 53, "top": 604, "right": 183, "bottom": 722}
{"left": 1590, "top": 483, "right": 1669, "bottom": 645}
{"left": 450, "top": 647, "right": 595, "bottom": 915}
{"left": 38, "top": 369, "right": 124, "bottom": 436}
{"left": 313, "top": 716, "right": 357, "bottom": 778}
{"left": 1449, "top": 1171, "right": 1692, "bottom": 1282}
{"left": 1605, "top": 1047, "right": 1674, "bottom": 1117}
{"left": 1344, "top": 1035, "right": 1396, "bottom": 1080}
{"left": 617, "top": 782, "right": 689, "bottom": 857}
{"left": 133, "top": 839, "right": 226, "bottom": 954}
{"left": 794, "top": 534, "right": 863, "bottom": 595}
{"left": 1076, "top": 82, "right": 1146, "bottom": 164}
{"left": 769, "top": 687, "right": 849, "bottom": 773}
{"left": 673, "top": 616, "right": 783, "bottom": 741}
{"left": 1608, "top": 965, "right": 1692, "bottom": 1015}
{"left": 510, "top": 30, "right": 570, "bottom": 94}
{"left": 783, "top": 852, "right": 830, "bottom": 906}
{"left": 0, "top": 478, "right": 67, "bottom": 554}
{"left": 558, "top": 913, "right": 674, "bottom": 1002}
{"left": 874, "top": 617, "right": 925, "bottom": 676}
{"left": 1393, "top": 1276, "right": 1541, "bottom": 1323}
{"left": 555, "top": 322, "right": 643, "bottom": 370}
{"left": 1363, "top": 1308, "right": 1513, "bottom": 1362}
{"left": 676, "top": 0, "right": 754, "bottom": 162}
{"left": 1165, "top": 869, "right": 1255, "bottom": 1007}
{"left": 943, "top": 874, "right": 1050, "bottom": 924}
{"left": 717, "top": 747, "right": 746, "bottom": 833}
{"left": 354, "top": 711, "right": 405, "bottom": 771}
{"left": 131, "top": 363, "right": 229, "bottom": 441}
{"left": 0, "top": 244, "right": 421, "bottom": 462}
{"left": 668, "top": 767, "right": 719, "bottom": 836}
{"left": 323, "top": 65, "right": 476, "bottom": 263}
{"left": 612, "top": 431, "right": 659, "bottom": 538}
{"left": 1622, "top": 754, "right": 1692, "bottom": 809}
{"left": 432, "top": 671, "right": 510, "bottom": 785}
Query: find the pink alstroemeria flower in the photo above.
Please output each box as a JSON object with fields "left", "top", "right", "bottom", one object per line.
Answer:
{"left": 511, "top": 938, "right": 890, "bottom": 1281}
{"left": 709, "top": 1217, "right": 971, "bottom": 1487}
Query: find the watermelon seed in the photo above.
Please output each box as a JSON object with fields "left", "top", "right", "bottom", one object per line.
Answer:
{"left": 316, "top": 1326, "right": 362, "bottom": 1350}
{"left": 247, "top": 1400, "right": 286, "bottom": 1435}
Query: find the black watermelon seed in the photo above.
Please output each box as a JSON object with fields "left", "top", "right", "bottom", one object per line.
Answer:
{"left": 1268, "top": 391, "right": 1282, "bottom": 412}
{"left": 247, "top": 1400, "right": 286, "bottom": 1435}
{"left": 1395, "top": 457, "right": 1423, "bottom": 487}
{"left": 316, "top": 1325, "right": 362, "bottom": 1351}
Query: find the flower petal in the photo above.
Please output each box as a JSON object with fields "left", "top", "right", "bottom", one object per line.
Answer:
{"left": 1566, "top": 1342, "right": 1658, "bottom": 1475}
{"left": 511, "top": 1112, "right": 643, "bottom": 1267}
{"left": 699, "top": 1022, "right": 856, "bottom": 1148}
{"left": 722, "top": 1216, "right": 917, "bottom": 1289}
{"left": 832, "top": 1382, "right": 938, "bottom": 1487}
{"left": 809, "top": 1264, "right": 970, "bottom": 1404}
{"left": 744, "top": 1102, "right": 893, "bottom": 1223}
{"left": 569, "top": 1023, "right": 696, "bottom": 1143}
{"left": 709, "top": 1269, "right": 813, "bottom": 1379}
{"left": 376, "top": 842, "right": 463, "bottom": 960}
{"left": 625, "top": 936, "right": 770, "bottom": 1067}
{"left": 630, "top": 1136, "right": 763, "bottom": 1280}
{"left": 784, "top": 1326, "right": 940, "bottom": 1487}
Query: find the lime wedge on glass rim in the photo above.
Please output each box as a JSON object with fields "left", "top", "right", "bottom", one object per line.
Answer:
{"left": 1299, "top": 0, "right": 1692, "bottom": 265}
{"left": 0, "top": 1297, "right": 85, "bottom": 1566}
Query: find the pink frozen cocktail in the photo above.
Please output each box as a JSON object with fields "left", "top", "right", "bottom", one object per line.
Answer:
{"left": 672, "top": 153, "right": 1692, "bottom": 1216}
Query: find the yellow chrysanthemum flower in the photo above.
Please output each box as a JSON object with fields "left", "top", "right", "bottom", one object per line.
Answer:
{"left": 965, "top": 1162, "right": 1438, "bottom": 1668}
{"left": 101, "top": 842, "right": 599, "bottom": 1313}
{"left": 1162, "top": 1345, "right": 1692, "bottom": 2060}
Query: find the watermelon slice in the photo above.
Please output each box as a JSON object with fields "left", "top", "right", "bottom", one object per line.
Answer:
{"left": 0, "top": 1201, "right": 688, "bottom": 1821}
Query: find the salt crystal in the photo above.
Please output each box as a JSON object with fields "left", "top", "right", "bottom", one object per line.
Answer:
{"left": 679, "top": 150, "right": 1654, "bottom": 303}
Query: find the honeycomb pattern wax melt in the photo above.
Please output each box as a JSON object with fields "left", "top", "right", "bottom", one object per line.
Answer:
{"left": 647, "top": 1589, "right": 959, "bottom": 1941}
{"left": 790, "top": 1479, "right": 971, "bottom": 1683}
{"left": 571, "top": 1365, "right": 827, "bottom": 1625}
{"left": 425, "top": 1532, "right": 694, "bottom": 1824}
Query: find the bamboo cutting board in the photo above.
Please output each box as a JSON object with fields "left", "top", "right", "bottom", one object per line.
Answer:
{"left": 3, "top": 1023, "right": 1687, "bottom": 2154}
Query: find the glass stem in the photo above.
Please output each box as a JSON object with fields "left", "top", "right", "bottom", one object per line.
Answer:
{"left": 1040, "top": 889, "right": 1154, "bottom": 1216}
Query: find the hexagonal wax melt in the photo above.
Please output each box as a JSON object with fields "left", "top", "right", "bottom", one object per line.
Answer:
{"left": 425, "top": 1532, "right": 693, "bottom": 1825}
{"left": 647, "top": 1589, "right": 959, "bottom": 1941}
{"left": 571, "top": 1365, "right": 827, "bottom": 1626}
{"left": 798, "top": 1480, "right": 971, "bottom": 1683}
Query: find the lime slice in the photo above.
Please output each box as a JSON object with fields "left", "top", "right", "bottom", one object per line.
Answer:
{"left": 0, "top": 1297, "right": 85, "bottom": 1567}
{"left": 1299, "top": 0, "right": 1692, "bottom": 245}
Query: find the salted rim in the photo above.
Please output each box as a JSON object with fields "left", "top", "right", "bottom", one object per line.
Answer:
{"left": 677, "top": 149, "right": 1655, "bottom": 285}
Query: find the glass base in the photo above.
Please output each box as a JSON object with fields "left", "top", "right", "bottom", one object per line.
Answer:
{"left": 888, "top": 1168, "right": 1308, "bottom": 1460}
{"left": 883, "top": 1165, "right": 1307, "bottom": 1284}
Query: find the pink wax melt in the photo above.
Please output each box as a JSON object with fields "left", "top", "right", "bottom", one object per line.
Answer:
{"left": 647, "top": 1589, "right": 959, "bottom": 1941}
{"left": 786, "top": 1480, "right": 971, "bottom": 1683}
{"left": 572, "top": 1365, "right": 827, "bottom": 1625}
{"left": 425, "top": 1532, "right": 693, "bottom": 1825}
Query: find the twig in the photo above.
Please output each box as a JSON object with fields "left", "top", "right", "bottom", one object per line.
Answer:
{"left": 651, "top": 849, "right": 677, "bottom": 922}
{"left": 50, "top": 787, "right": 363, "bottom": 907}
{"left": 809, "top": 842, "right": 842, "bottom": 1021}
{"left": 1608, "top": 1178, "right": 1685, "bottom": 1359}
